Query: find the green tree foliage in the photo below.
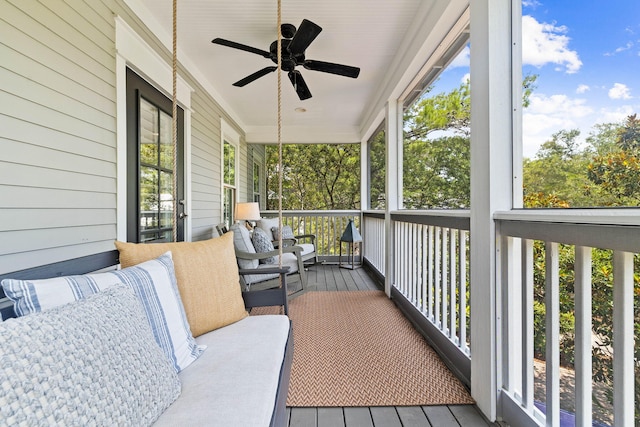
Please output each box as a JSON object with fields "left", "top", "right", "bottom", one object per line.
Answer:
{"left": 369, "top": 129, "right": 386, "bottom": 209}
{"left": 403, "top": 81, "right": 471, "bottom": 208}
{"left": 587, "top": 114, "right": 640, "bottom": 206}
{"left": 265, "top": 144, "right": 360, "bottom": 210}
{"left": 523, "top": 129, "right": 596, "bottom": 206}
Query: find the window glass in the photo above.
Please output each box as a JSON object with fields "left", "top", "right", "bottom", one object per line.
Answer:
{"left": 402, "top": 41, "right": 470, "bottom": 209}
{"left": 223, "top": 139, "right": 237, "bottom": 227}
{"left": 521, "top": 0, "right": 640, "bottom": 208}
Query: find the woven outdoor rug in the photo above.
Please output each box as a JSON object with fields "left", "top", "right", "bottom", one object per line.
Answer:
{"left": 252, "top": 290, "right": 475, "bottom": 407}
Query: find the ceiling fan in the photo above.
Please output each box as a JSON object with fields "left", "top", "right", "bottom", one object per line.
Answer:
{"left": 212, "top": 19, "right": 360, "bottom": 100}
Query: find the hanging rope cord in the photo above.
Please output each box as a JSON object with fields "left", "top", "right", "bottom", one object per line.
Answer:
{"left": 171, "top": 0, "right": 179, "bottom": 243}
{"left": 276, "top": 0, "right": 283, "bottom": 273}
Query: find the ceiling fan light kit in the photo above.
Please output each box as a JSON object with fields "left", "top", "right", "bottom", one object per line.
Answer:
{"left": 212, "top": 19, "right": 360, "bottom": 100}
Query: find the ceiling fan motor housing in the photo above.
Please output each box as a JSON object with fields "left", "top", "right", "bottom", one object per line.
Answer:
{"left": 269, "top": 39, "right": 304, "bottom": 71}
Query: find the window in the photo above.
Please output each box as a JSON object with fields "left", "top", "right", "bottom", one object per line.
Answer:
{"left": 222, "top": 137, "right": 237, "bottom": 228}
{"left": 253, "top": 160, "right": 262, "bottom": 205}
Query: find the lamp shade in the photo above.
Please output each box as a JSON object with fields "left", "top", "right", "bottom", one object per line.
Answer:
{"left": 235, "top": 202, "right": 261, "bottom": 221}
{"left": 340, "top": 219, "right": 362, "bottom": 242}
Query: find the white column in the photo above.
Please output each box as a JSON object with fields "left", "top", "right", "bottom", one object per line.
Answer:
{"left": 384, "top": 99, "right": 402, "bottom": 297}
{"left": 469, "top": 0, "right": 514, "bottom": 421}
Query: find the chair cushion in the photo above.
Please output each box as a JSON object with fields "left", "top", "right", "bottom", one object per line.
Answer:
{"left": 230, "top": 223, "right": 259, "bottom": 269}
{"left": 1, "top": 252, "right": 203, "bottom": 372}
{"left": 252, "top": 227, "right": 276, "bottom": 264}
{"left": 241, "top": 252, "right": 300, "bottom": 286}
{"left": 256, "top": 217, "right": 280, "bottom": 237}
{"left": 0, "top": 286, "right": 181, "bottom": 426}
{"left": 298, "top": 243, "right": 316, "bottom": 257}
{"left": 115, "top": 233, "right": 248, "bottom": 337}
{"left": 154, "top": 315, "right": 290, "bottom": 427}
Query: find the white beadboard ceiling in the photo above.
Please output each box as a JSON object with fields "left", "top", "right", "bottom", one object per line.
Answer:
{"left": 134, "top": 0, "right": 466, "bottom": 143}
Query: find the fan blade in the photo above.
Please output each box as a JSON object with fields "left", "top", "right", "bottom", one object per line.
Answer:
{"left": 304, "top": 60, "right": 360, "bottom": 78}
{"left": 288, "top": 70, "right": 312, "bottom": 100}
{"left": 212, "top": 38, "right": 271, "bottom": 58}
{"left": 233, "top": 66, "right": 278, "bottom": 87}
{"left": 287, "top": 19, "right": 322, "bottom": 56}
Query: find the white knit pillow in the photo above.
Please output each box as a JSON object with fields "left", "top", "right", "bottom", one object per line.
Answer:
{"left": 0, "top": 286, "right": 181, "bottom": 426}
{"left": 1, "top": 252, "right": 204, "bottom": 372}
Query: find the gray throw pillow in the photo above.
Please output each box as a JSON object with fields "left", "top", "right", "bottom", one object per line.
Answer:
{"left": 0, "top": 286, "right": 181, "bottom": 426}
{"left": 252, "top": 227, "right": 277, "bottom": 264}
{"left": 271, "top": 225, "right": 295, "bottom": 241}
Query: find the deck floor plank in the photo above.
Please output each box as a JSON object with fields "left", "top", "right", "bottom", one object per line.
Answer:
{"left": 344, "top": 407, "right": 374, "bottom": 427}
{"left": 370, "top": 407, "right": 402, "bottom": 427}
{"left": 422, "top": 406, "right": 460, "bottom": 426}
{"left": 396, "top": 406, "right": 432, "bottom": 427}
{"left": 290, "top": 407, "right": 317, "bottom": 427}
{"left": 286, "top": 264, "right": 494, "bottom": 427}
{"left": 317, "top": 407, "right": 345, "bottom": 427}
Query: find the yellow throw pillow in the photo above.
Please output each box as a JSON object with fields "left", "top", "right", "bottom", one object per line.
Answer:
{"left": 115, "top": 233, "right": 247, "bottom": 337}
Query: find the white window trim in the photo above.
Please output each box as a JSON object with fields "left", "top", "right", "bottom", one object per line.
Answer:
{"left": 221, "top": 119, "right": 240, "bottom": 221}
{"left": 115, "top": 16, "right": 193, "bottom": 241}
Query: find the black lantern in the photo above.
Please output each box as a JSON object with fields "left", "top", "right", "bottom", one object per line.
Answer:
{"left": 339, "top": 219, "right": 362, "bottom": 269}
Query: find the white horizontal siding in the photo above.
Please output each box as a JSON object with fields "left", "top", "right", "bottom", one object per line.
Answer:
{"left": 0, "top": 0, "right": 248, "bottom": 272}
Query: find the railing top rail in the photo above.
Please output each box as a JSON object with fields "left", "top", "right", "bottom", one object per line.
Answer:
{"left": 495, "top": 208, "right": 640, "bottom": 226}
{"left": 391, "top": 210, "right": 471, "bottom": 230}
{"left": 497, "top": 218, "right": 640, "bottom": 253}
{"left": 261, "top": 210, "right": 361, "bottom": 216}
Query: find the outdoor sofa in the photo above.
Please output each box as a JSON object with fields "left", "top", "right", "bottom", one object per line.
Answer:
{"left": 0, "top": 233, "right": 292, "bottom": 426}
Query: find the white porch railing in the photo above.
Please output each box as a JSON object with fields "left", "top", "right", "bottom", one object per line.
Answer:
{"left": 261, "top": 210, "right": 361, "bottom": 262}
{"left": 496, "top": 210, "right": 640, "bottom": 427}
{"left": 362, "top": 211, "right": 472, "bottom": 384}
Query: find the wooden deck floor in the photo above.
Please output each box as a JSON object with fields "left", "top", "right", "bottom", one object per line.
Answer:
{"left": 284, "top": 263, "right": 494, "bottom": 427}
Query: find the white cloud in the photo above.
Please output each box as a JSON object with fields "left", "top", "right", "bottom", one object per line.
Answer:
{"left": 597, "top": 105, "right": 636, "bottom": 123}
{"left": 522, "top": 0, "right": 542, "bottom": 8}
{"left": 605, "top": 41, "right": 634, "bottom": 56}
{"left": 608, "top": 83, "right": 632, "bottom": 100}
{"left": 461, "top": 73, "right": 470, "bottom": 84}
{"left": 449, "top": 46, "right": 470, "bottom": 68}
{"left": 522, "top": 15, "right": 582, "bottom": 74}
{"left": 523, "top": 93, "right": 593, "bottom": 157}
{"left": 576, "top": 84, "right": 590, "bottom": 94}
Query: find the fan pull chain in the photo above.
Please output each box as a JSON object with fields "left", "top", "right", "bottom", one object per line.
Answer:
{"left": 171, "top": 0, "right": 178, "bottom": 243}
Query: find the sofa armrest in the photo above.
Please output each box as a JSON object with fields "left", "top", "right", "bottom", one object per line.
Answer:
{"left": 239, "top": 266, "right": 290, "bottom": 315}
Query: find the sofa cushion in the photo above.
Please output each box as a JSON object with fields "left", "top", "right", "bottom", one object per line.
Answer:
{"left": 115, "top": 233, "right": 248, "bottom": 337}
{"left": 252, "top": 227, "right": 276, "bottom": 264}
{"left": 154, "top": 315, "right": 290, "bottom": 427}
{"left": 1, "top": 252, "right": 203, "bottom": 372}
{"left": 230, "top": 223, "right": 259, "bottom": 269}
{"left": 0, "top": 286, "right": 181, "bottom": 426}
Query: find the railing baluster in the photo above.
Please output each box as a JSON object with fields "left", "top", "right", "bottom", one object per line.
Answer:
{"left": 428, "top": 225, "right": 434, "bottom": 321}
{"left": 450, "top": 228, "right": 456, "bottom": 341}
{"left": 459, "top": 230, "right": 468, "bottom": 353}
{"left": 422, "top": 225, "right": 428, "bottom": 315}
{"left": 613, "top": 250, "right": 634, "bottom": 426}
{"left": 521, "top": 238, "right": 534, "bottom": 410}
{"left": 442, "top": 228, "right": 448, "bottom": 334}
{"left": 545, "top": 242, "right": 560, "bottom": 427}
{"left": 574, "top": 245, "right": 592, "bottom": 427}
{"left": 435, "top": 227, "right": 441, "bottom": 328}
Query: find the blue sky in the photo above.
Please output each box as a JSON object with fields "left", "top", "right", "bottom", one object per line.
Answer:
{"left": 436, "top": 0, "right": 640, "bottom": 158}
